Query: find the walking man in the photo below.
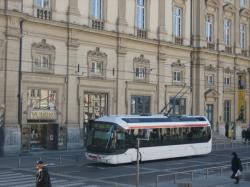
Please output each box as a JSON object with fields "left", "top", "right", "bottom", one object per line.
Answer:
{"left": 35, "top": 160, "right": 52, "bottom": 187}
{"left": 231, "top": 152, "right": 243, "bottom": 184}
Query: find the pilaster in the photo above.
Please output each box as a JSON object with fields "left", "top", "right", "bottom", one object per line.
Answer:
{"left": 117, "top": 0, "right": 128, "bottom": 33}
{"left": 217, "top": 60, "right": 224, "bottom": 133}
{"left": 234, "top": 1, "right": 241, "bottom": 54}
{"left": 3, "top": 16, "right": 22, "bottom": 154}
{"left": 158, "top": 52, "right": 166, "bottom": 113}
{"left": 191, "top": 52, "right": 205, "bottom": 115}
{"left": 158, "top": 0, "right": 167, "bottom": 41}
{"left": 66, "top": 36, "right": 82, "bottom": 149}
{"left": 116, "top": 38, "right": 127, "bottom": 114}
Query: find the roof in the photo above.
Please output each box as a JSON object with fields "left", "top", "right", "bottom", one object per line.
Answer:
{"left": 95, "top": 115, "right": 210, "bottom": 129}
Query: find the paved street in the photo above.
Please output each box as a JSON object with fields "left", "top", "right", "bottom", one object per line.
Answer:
{"left": 0, "top": 145, "right": 250, "bottom": 187}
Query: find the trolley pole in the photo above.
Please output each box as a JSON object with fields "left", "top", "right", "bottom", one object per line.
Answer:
{"left": 136, "top": 139, "right": 140, "bottom": 187}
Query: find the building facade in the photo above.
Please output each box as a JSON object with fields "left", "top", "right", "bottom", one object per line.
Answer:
{"left": 0, "top": 0, "right": 249, "bottom": 154}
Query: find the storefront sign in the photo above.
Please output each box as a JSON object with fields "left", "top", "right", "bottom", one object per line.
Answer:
{"left": 28, "top": 110, "right": 57, "bottom": 120}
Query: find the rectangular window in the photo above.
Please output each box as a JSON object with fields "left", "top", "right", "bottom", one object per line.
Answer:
{"left": 28, "top": 89, "right": 56, "bottom": 110}
{"left": 136, "top": 67, "right": 145, "bottom": 79}
{"left": 240, "top": 0, "right": 247, "bottom": 8}
{"left": 33, "top": 54, "right": 51, "bottom": 71}
{"left": 224, "top": 19, "right": 231, "bottom": 45}
{"left": 131, "top": 95, "right": 150, "bottom": 114}
{"left": 224, "top": 76, "right": 231, "bottom": 87}
{"left": 92, "top": 0, "right": 103, "bottom": 20}
{"left": 35, "top": 0, "right": 50, "bottom": 9}
{"left": 206, "top": 15, "right": 213, "bottom": 42}
{"left": 173, "top": 7, "right": 182, "bottom": 37}
{"left": 91, "top": 61, "right": 102, "bottom": 73}
{"left": 238, "top": 75, "right": 246, "bottom": 89}
{"left": 207, "top": 75, "right": 214, "bottom": 86}
{"left": 224, "top": 100, "right": 231, "bottom": 123}
{"left": 169, "top": 97, "right": 186, "bottom": 115}
{"left": 136, "top": 0, "right": 145, "bottom": 29}
{"left": 173, "top": 71, "right": 181, "bottom": 82}
{"left": 83, "top": 93, "right": 108, "bottom": 122}
{"left": 240, "top": 23, "right": 246, "bottom": 49}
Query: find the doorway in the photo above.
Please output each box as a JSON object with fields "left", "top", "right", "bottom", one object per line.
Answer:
{"left": 30, "top": 123, "right": 58, "bottom": 150}
{"left": 206, "top": 104, "right": 214, "bottom": 129}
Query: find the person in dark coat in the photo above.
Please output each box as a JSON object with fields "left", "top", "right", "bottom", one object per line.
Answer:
{"left": 35, "top": 160, "right": 52, "bottom": 187}
{"left": 231, "top": 152, "right": 242, "bottom": 184}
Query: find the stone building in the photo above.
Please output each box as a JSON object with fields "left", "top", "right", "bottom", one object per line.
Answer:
{"left": 0, "top": 0, "right": 249, "bottom": 154}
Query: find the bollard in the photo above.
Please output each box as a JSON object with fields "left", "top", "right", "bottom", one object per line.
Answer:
{"left": 174, "top": 174, "right": 177, "bottom": 184}
{"left": 220, "top": 167, "right": 223, "bottom": 176}
{"left": 206, "top": 169, "right": 208, "bottom": 179}
{"left": 191, "top": 172, "right": 194, "bottom": 181}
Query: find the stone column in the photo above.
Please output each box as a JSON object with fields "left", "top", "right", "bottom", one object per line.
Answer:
{"left": 3, "top": 16, "right": 22, "bottom": 154}
{"left": 116, "top": 38, "right": 127, "bottom": 115}
{"left": 66, "top": 36, "right": 82, "bottom": 149}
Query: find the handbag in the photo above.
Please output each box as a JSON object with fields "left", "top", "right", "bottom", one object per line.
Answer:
{"left": 235, "top": 169, "right": 242, "bottom": 177}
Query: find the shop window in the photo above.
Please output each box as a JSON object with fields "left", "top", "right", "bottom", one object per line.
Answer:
{"left": 131, "top": 95, "right": 151, "bottom": 115}
{"left": 28, "top": 89, "right": 57, "bottom": 110}
{"left": 83, "top": 93, "right": 108, "bottom": 123}
{"left": 169, "top": 97, "right": 186, "bottom": 115}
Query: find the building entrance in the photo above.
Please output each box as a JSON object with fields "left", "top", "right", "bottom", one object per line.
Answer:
{"left": 22, "top": 123, "right": 58, "bottom": 151}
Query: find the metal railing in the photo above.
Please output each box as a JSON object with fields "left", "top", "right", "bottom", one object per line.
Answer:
{"left": 156, "top": 162, "right": 250, "bottom": 187}
{"left": 212, "top": 141, "right": 250, "bottom": 151}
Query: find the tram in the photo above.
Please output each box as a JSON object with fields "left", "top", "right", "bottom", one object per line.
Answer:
{"left": 85, "top": 115, "right": 212, "bottom": 164}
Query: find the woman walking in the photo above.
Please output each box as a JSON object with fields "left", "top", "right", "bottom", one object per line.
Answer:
{"left": 231, "top": 152, "right": 243, "bottom": 184}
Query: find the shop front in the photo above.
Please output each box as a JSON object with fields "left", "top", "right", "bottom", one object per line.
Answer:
{"left": 22, "top": 110, "right": 59, "bottom": 151}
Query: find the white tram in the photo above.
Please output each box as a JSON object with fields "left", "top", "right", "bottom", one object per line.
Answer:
{"left": 85, "top": 115, "right": 212, "bottom": 164}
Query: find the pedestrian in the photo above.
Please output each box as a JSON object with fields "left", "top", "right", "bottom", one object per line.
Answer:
{"left": 35, "top": 160, "right": 52, "bottom": 187}
{"left": 246, "top": 125, "right": 250, "bottom": 144}
{"left": 230, "top": 152, "right": 243, "bottom": 184}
